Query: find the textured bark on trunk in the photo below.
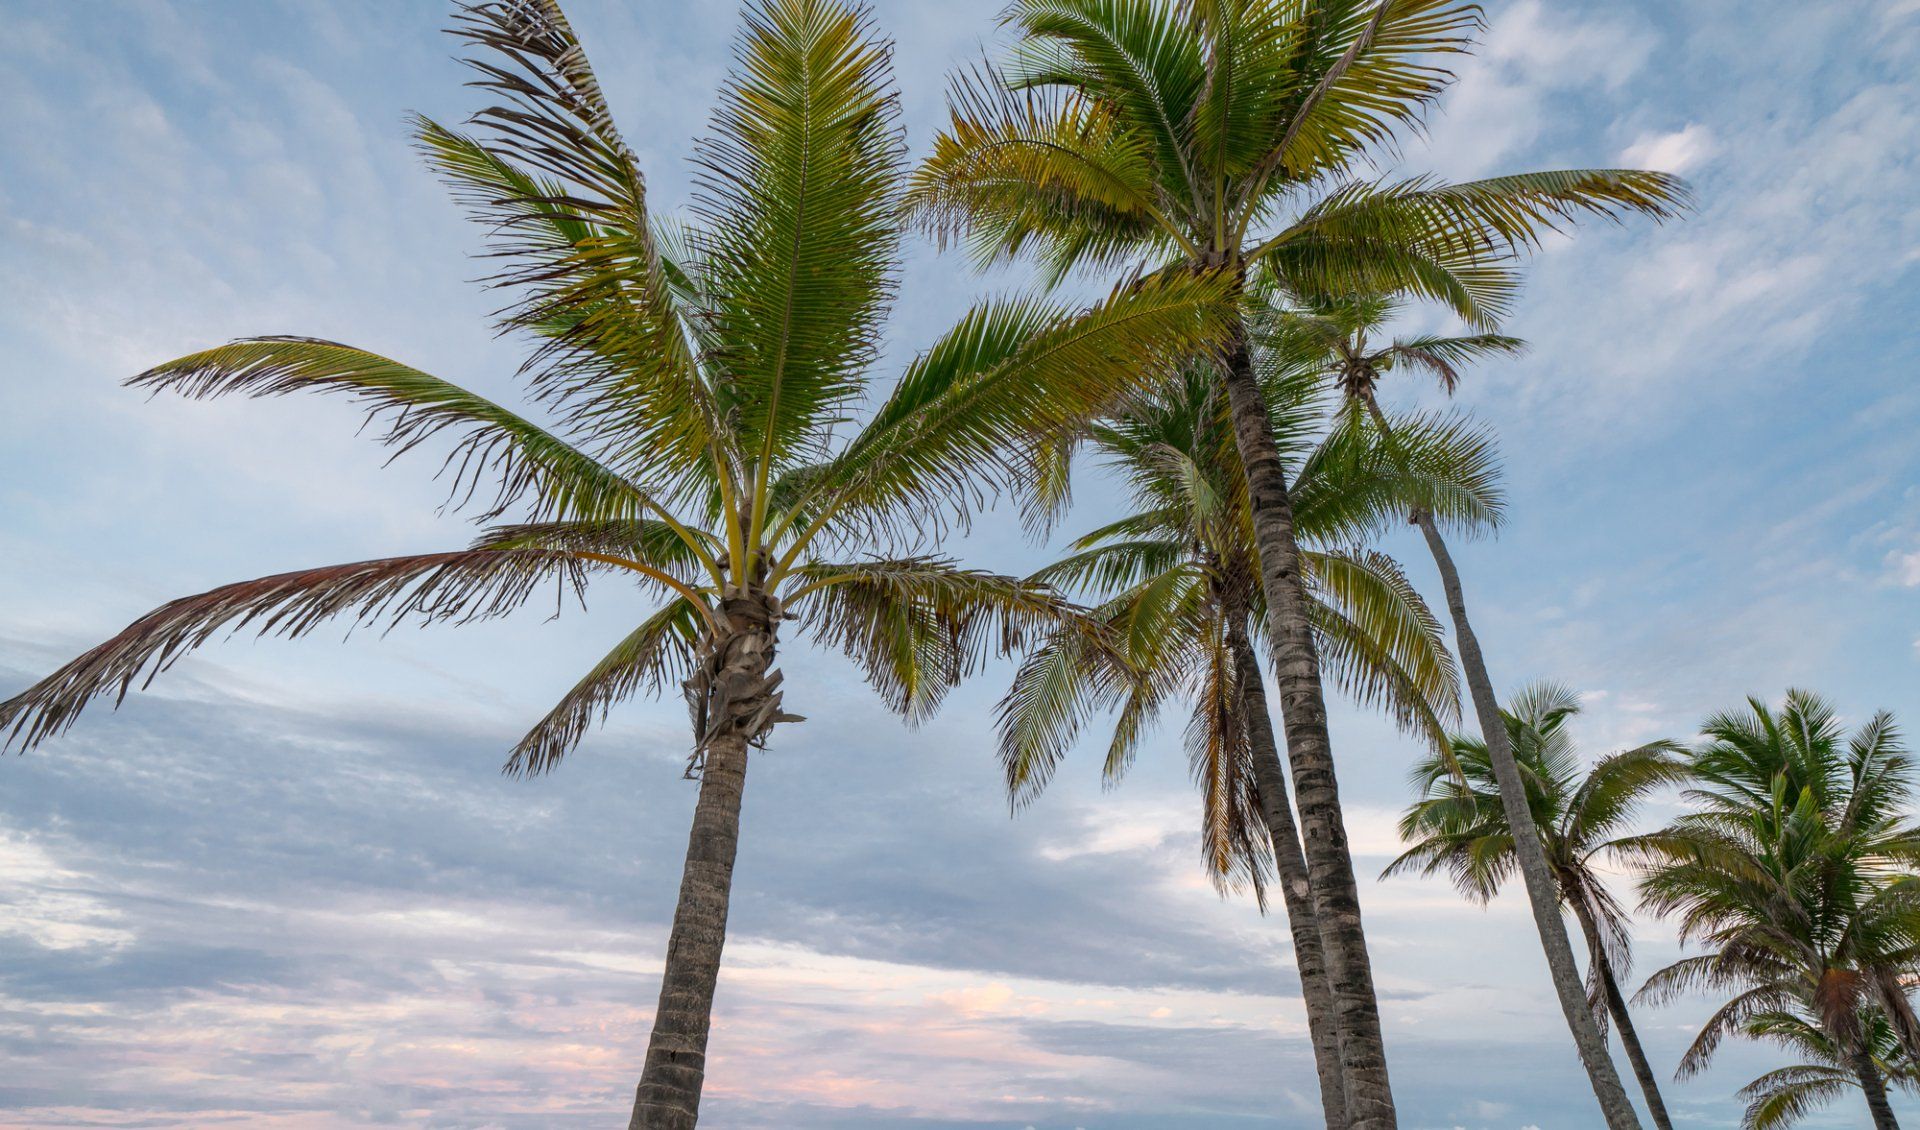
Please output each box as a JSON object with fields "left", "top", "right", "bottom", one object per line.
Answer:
{"left": 1852, "top": 1040, "right": 1903, "bottom": 1130}
{"left": 1231, "top": 620, "right": 1350, "bottom": 1129}
{"left": 1220, "top": 323, "right": 1397, "bottom": 1130}
{"left": 630, "top": 593, "right": 783, "bottom": 1130}
{"left": 1357, "top": 393, "right": 1640, "bottom": 1129}
{"left": 1571, "top": 897, "right": 1675, "bottom": 1130}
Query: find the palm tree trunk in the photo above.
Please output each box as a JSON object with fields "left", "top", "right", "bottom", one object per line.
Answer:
{"left": 1570, "top": 897, "right": 1675, "bottom": 1130}
{"left": 1220, "top": 323, "right": 1397, "bottom": 1130}
{"left": 1851, "top": 1040, "right": 1902, "bottom": 1130}
{"left": 1357, "top": 393, "right": 1641, "bottom": 1129}
{"left": 1231, "top": 619, "right": 1349, "bottom": 1129}
{"left": 630, "top": 594, "right": 781, "bottom": 1129}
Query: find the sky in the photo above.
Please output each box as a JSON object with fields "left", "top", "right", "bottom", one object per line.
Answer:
{"left": 1, "top": 1, "right": 1918, "bottom": 1128}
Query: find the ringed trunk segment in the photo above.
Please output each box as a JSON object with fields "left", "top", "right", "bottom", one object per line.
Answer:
{"left": 1230, "top": 621, "right": 1351, "bottom": 1129}
{"left": 631, "top": 590, "right": 796, "bottom": 1129}
{"left": 1218, "top": 320, "right": 1398, "bottom": 1130}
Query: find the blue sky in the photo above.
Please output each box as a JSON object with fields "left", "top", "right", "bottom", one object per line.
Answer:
{"left": 2, "top": 1, "right": 1917, "bottom": 1127}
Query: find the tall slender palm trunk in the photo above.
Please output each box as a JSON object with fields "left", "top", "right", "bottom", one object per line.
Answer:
{"left": 1231, "top": 620, "right": 1350, "bottom": 1129}
{"left": 1220, "top": 323, "right": 1397, "bottom": 1130}
{"left": 1357, "top": 395, "right": 1641, "bottom": 1129}
{"left": 630, "top": 593, "right": 782, "bottom": 1129}
{"left": 1570, "top": 897, "right": 1675, "bottom": 1130}
{"left": 1851, "top": 1040, "right": 1902, "bottom": 1130}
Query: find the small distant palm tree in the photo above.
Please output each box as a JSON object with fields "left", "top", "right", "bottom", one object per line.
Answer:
{"left": 1735, "top": 1007, "right": 1920, "bottom": 1129}
{"left": 1386, "top": 683, "right": 1687, "bottom": 1129}
{"left": 0, "top": 3, "right": 1228, "bottom": 1126}
{"left": 1635, "top": 690, "right": 1920, "bottom": 1130}
{"left": 908, "top": 4, "right": 1687, "bottom": 1122}
{"left": 998, "top": 364, "right": 1492, "bottom": 1120}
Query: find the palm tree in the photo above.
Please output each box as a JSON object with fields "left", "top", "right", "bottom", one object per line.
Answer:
{"left": 1385, "top": 683, "right": 1687, "bottom": 1130}
{"left": 998, "top": 364, "right": 1494, "bottom": 1123}
{"left": 1635, "top": 690, "right": 1920, "bottom": 1130}
{"left": 1284, "top": 287, "right": 1673, "bottom": 1126}
{"left": 0, "top": 3, "right": 1230, "bottom": 1126}
{"left": 1735, "top": 1006, "right": 1920, "bottom": 1129}
{"left": 905, "top": 4, "right": 1687, "bottom": 1123}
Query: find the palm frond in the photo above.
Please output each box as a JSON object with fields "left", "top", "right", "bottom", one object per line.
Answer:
{"left": 793, "top": 557, "right": 1083, "bottom": 722}
{"left": 505, "top": 598, "right": 706, "bottom": 776}
{"left": 2, "top": 550, "right": 588, "bottom": 751}
{"left": 695, "top": 0, "right": 905, "bottom": 482}
{"left": 131, "top": 338, "right": 654, "bottom": 523}
{"left": 434, "top": 2, "right": 722, "bottom": 489}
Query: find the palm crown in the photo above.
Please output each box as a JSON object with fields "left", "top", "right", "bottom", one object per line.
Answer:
{"left": 0, "top": 3, "right": 1241, "bottom": 1121}
{"left": 1735, "top": 1006, "right": 1920, "bottom": 1130}
{"left": 1634, "top": 691, "right": 1920, "bottom": 1100}
{"left": 1388, "top": 684, "right": 1687, "bottom": 971}
{"left": 907, "top": 0, "right": 1689, "bottom": 310}
{"left": 1000, "top": 363, "right": 1501, "bottom": 891}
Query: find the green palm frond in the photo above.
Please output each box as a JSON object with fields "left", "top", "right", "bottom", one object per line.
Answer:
{"left": 907, "top": 60, "right": 1178, "bottom": 279}
{"left": 1254, "top": 0, "right": 1480, "bottom": 189}
{"left": 792, "top": 557, "right": 1084, "bottom": 722}
{"left": 697, "top": 0, "right": 904, "bottom": 491}
{"left": 131, "top": 338, "right": 655, "bottom": 524}
{"left": 430, "top": 4, "right": 721, "bottom": 492}
{"left": 791, "top": 269, "right": 1235, "bottom": 551}
{"left": 1003, "top": 0, "right": 1205, "bottom": 212}
{"left": 1188, "top": 610, "right": 1274, "bottom": 905}
{"left": 1636, "top": 690, "right": 1920, "bottom": 1082}
{"left": 1304, "top": 547, "right": 1457, "bottom": 745}
{"left": 996, "top": 624, "right": 1132, "bottom": 806}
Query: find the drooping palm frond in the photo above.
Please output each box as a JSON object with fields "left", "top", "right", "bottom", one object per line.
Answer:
{"left": 791, "top": 557, "right": 1090, "bottom": 722}
{"left": 1188, "top": 607, "right": 1274, "bottom": 905}
{"left": 131, "top": 338, "right": 653, "bottom": 524}
{"left": 1, "top": 550, "right": 588, "bottom": 751}
{"left": 505, "top": 598, "right": 707, "bottom": 777}
{"left": 1303, "top": 546, "right": 1457, "bottom": 746}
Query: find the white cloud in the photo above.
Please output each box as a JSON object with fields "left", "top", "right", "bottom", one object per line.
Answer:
{"left": 1620, "top": 122, "right": 1716, "bottom": 174}
{"left": 1890, "top": 549, "right": 1920, "bottom": 587}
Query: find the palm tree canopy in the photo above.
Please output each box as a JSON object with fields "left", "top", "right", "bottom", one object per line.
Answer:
{"left": 1386, "top": 683, "right": 1687, "bottom": 959}
{"left": 907, "top": 0, "right": 1689, "bottom": 322}
{"left": 1633, "top": 690, "right": 1920, "bottom": 1079}
{"left": 0, "top": 0, "right": 1234, "bottom": 769}
{"left": 997, "top": 358, "right": 1505, "bottom": 895}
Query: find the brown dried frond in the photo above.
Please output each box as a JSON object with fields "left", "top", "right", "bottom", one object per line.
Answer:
{"left": 1, "top": 549, "right": 587, "bottom": 751}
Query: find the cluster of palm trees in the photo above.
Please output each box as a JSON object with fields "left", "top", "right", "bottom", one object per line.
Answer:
{"left": 4, "top": 1, "right": 1900, "bottom": 1128}
{"left": 1393, "top": 687, "right": 1920, "bottom": 1130}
